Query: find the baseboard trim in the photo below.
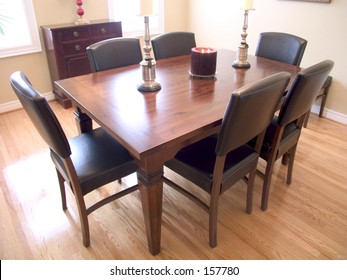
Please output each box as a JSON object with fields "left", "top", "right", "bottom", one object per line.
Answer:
{"left": 0, "top": 92, "right": 56, "bottom": 114}
{"left": 310, "top": 104, "right": 347, "bottom": 125}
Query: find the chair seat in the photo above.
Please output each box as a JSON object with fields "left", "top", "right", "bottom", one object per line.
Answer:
{"left": 165, "top": 136, "right": 259, "bottom": 194}
{"left": 52, "top": 128, "right": 138, "bottom": 195}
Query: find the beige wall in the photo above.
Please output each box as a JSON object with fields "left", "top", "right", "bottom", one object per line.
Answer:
{"left": 0, "top": 0, "right": 105, "bottom": 106}
{"left": 188, "top": 0, "right": 347, "bottom": 121}
{"left": 1, "top": 0, "right": 346, "bottom": 122}
{"left": 164, "top": 0, "right": 188, "bottom": 31}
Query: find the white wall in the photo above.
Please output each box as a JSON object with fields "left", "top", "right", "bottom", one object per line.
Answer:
{"left": 188, "top": 0, "right": 347, "bottom": 122}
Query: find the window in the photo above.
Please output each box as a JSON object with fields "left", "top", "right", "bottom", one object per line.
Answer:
{"left": 108, "top": 0, "right": 164, "bottom": 36}
{"left": 0, "top": 0, "right": 41, "bottom": 58}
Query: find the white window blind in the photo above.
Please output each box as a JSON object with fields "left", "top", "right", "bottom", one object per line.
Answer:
{"left": 0, "top": 0, "right": 41, "bottom": 58}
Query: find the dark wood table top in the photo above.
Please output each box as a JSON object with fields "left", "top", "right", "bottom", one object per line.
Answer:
{"left": 55, "top": 49, "right": 299, "bottom": 161}
{"left": 55, "top": 49, "right": 300, "bottom": 255}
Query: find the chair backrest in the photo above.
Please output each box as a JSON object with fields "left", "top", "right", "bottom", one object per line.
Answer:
{"left": 278, "top": 60, "right": 334, "bottom": 126}
{"left": 216, "top": 72, "right": 291, "bottom": 156}
{"left": 255, "top": 32, "right": 308, "bottom": 66}
{"left": 86, "top": 37, "right": 143, "bottom": 72}
{"left": 151, "top": 31, "right": 196, "bottom": 60}
{"left": 9, "top": 71, "right": 71, "bottom": 158}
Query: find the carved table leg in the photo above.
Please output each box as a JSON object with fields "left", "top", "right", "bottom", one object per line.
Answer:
{"left": 74, "top": 107, "right": 92, "bottom": 133}
{"left": 137, "top": 157, "right": 164, "bottom": 256}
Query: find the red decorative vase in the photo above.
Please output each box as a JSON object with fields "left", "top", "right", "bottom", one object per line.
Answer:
{"left": 75, "top": 0, "right": 89, "bottom": 24}
{"left": 77, "top": 8, "right": 84, "bottom": 16}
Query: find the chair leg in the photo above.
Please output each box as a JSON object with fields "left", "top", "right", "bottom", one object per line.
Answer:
{"left": 74, "top": 196, "right": 90, "bottom": 247}
{"left": 208, "top": 157, "right": 225, "bottom": 248}
{"left": 261, "top": 159, "right": 276, "bottom": 211}
{"left": 71, "top": 185, "right": 91, "bottom": 247}
{"left": 62, "top": 158, "right": 91, "bottom": 247}
{"left": 209, "top": 203, "right": 219, "bottom": 248}
{"left": 319, "top": 93, "right": 328, "bottom": 117}
{"left": 281, "top": 152, "right": 290, "bottom": 166}
{"left": 286, "top": 145, "right": 297, "bottom": 185}
{"left": 303, "top": 111, "right": 310, "bottom": 128}
{"left": 56, "top": 169, "right": 67, "bottom": 210}
{"left": 209, "top": 184, "right": 221, "bottom": 248}
{"left": 80, "top": 209, "right": 90, "bottom": 247}
{"left": 246, "top": 169, "right": 256, "bottom": 214}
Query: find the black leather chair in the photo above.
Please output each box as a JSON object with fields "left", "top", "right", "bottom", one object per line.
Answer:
{"left": 10, "top": 71, "right": 139, "bottom": 247}
{"left": 255, "top": 32, "right": 332, "bottom": 129}
{"left": 255, "top": 32, "right": 307, "bottom": 66}
{"left": 151, "top": 31, "right": 196, "bottom": 60}
{"left": 164, "top": 72, "right": 291, "bottom": 247}
{"left": 254, "top": 60, "right": 334, "bottom": 211}
{"left": 86, "top": 37, "right": 143, "bottom": 72}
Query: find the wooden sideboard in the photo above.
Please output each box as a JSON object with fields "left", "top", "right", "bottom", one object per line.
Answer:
{"left": 41, "top": 20, "right": 122, "bottom": 108}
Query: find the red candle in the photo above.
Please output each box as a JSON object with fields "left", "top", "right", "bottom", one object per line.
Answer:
{"left": 191, "top": 47, "right": 217, "bottom": 76}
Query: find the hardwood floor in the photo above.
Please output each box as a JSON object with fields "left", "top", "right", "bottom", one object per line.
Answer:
{"left": 0, "top": 101, "right": 346, "bottom": 260}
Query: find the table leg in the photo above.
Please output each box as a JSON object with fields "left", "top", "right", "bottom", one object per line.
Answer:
{"left": 137, "top": 163, "right": 163, "bottom": 256}
{"left": 73, "top": 107, "right": 92, "bottom": 133}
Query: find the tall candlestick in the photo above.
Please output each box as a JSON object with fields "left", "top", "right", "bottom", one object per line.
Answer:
{"left": 232, "top": 3, "right": 254, "bottom": 69}
{"left": 137, "top": 0, "right": 161, "bottom": 92}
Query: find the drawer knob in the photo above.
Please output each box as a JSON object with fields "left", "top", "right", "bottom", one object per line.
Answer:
{"left": 73, "top": 31, "right": 80, "bottom": 37}
{"left": 75, "top": 44, "right": 82, "bottom": 51}
{"left": 100, "top": 28, "right": 106, "bottom": 34}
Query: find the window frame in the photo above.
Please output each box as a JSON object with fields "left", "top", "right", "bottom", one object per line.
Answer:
{"left": 107, "top": 0, "right": 164, "bottom": 37}
{"left": 0, "top": 0, "right": 42, "bottom": 58}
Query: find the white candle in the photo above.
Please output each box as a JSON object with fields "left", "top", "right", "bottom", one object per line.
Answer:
{"left": 140, "top": 0, "right": 154, "bottom": 16}
{"left": 242, "top": 0, "right": 253, "bottom": 10}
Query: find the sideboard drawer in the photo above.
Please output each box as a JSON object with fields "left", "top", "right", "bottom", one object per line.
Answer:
{"left": 61, "top": 27, "right": 90, "bottom": 41}
{"left": 62, "top": 40, "right": 92, "bottom": 56}
{"left": 91, "top": 22, "right": 122, "bottom": 38}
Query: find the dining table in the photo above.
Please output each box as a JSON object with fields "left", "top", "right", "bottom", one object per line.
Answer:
{"left": 55, "top": 49, "right": 300, "bottom": 255}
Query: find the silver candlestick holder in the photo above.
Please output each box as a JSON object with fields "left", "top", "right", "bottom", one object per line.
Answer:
{"left": 137, "top": 16, "right": 161, "bottom": 92}
{"left": 232, "top": 9, "right": 251, "bottom": 68}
